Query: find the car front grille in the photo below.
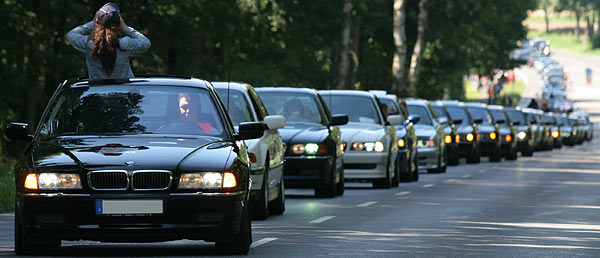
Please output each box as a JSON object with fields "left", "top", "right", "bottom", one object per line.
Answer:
{"left": 88, "top": 170, "right": 172, "bottom": 191}
{"left": 89, "top": 171, "right": 128, "bottom": 190}
{"left": 132, "top": 170, "right": 172, "bottom": 190}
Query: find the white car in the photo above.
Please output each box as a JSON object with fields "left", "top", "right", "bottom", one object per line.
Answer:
{"left": 214, "top": 82, "right": 286, "bottom": 220}
{"left": 319, "top": 90, "right": 404, "bottom": 188}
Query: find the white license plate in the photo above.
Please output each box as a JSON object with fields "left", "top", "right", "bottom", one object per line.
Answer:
{"left": 96, "top": 199, "right": 163, "bottom": 215}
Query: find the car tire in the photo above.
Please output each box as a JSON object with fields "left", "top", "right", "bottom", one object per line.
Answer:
{"left": 506, "top": 148, "right": 518, "bottom": 160}
{"left": 391, "top": 155, "right": 400, "bottom": 187}
{"left": 522, "top": 145, "right": 533, "bottom": 156}
{"left": 428, "top": 150, "right": 444, "bottom": 173}
{"left": 448, "top": 149, "right": 460, "bottom": 166}
{"left": 251, "top": 163, "right": 269, "bottom": 220}
{"left": 315, "top": 162, "right": 337, "bottom": 198}
{"left": 216, "top": 201, "right": 252, "bottom": 255}
{"left": 373, "top": 154, "right": 393, "bottom": 188}
{"left": 269, "top": 175, "right": 285, "bottom": 215}
{"left": 399, "top": 156, "right": 413, "bottom": 182}
{"left": 466, "top": 145, "right": 479, "bottom": 164}
{"left": 412, "top": 152, "right": 420, "bottom": 182}
{"left": 336, "top": 163, "right": 345, "bottom": 196}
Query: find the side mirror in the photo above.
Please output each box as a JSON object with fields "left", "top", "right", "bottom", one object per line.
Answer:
{"left": 264, "top": 115, "right": 286, "bottom": 130}
{"left": 474, "top": 118, "right": 484, "bottom": 124}
{"left": 406, "top": 114, "right": 420, "bottom": 125}
{"left": 452, "top": 119, "right": 463, "bottom": 125}
{"left": 438, "top": 116, "right": 448, "bottom": 124}
{"left": 387, "top": 115, "right": 404, "bottom": 126}
{"left": 512, "top": 121, "right": 521, "bottom": 125}
{"left": 5, "top": 122, "right": 33, "bottom": 141}
{"left": 329, "top": 114, "right": 349, "bottom": 126}
{"left": 496, "top": 119, "right": 506, "bottom": 124}
{"left": 234, "top": 122, "right": 265, "bottom": 140}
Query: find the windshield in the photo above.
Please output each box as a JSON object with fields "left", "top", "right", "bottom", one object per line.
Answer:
{"left": 257, "top": 92, "right": 323, "bottom": 124}
{"left": 39, "top": 85, "right": 226, "bottom": 138}
{"left": 323, "top": 95, "right": 382, "bottom": 124}
{"left": 489, "top": 109, "right": 507, "bottom": 123}
{"left": 506, "top": 110, "right": 526, "bottom": 125}
{"left": 467, "top": 107, "right": 492, "bottom": 124}
{"left": 446, "top": 106, "right": 470, "bottom": 125}
{"left": 216, "top": 88, "right": 255, "bottom": 126}
{"left": 407, "top": 105, "right": 433, "bottom": 126}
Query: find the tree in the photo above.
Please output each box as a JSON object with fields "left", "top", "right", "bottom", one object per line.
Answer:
{"left": 407, "top": 0, "right": 428, "bottom": 96}
{"left": 336, "top": 0, "right": 353, "bottom": 89}
{"left": 391, "top": 0, "right": 408, "bottom": 95}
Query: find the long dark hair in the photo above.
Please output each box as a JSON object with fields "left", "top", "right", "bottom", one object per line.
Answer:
{"left": 90, "top": 22, "right": 120, "bottom": 75}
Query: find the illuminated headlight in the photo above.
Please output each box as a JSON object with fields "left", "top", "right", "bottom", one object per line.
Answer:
{"left": 33, "top": 173, "right": 82, "bottom": 190}
{"left": 291, "top": 143, "right": 325, "bottom": 155}
{"left": 444, "top": 135, "right": 452, "bottom": 144}
{"left": 552, "top": 131, "right": 560, "bottom": 138}
{"left": 351, "top": 141, "right": 385, "bottom": 152}
{"left": 466, "top": 133, "right": 474, "bottom": 142}
{"left": 397, "top": 139, "right": 406, "bottom": 148}
{"left": 517, "top": 131, "right": 527, "bottom": 140}
{"left": 178, "top": 172, "right": 234, "bottom": 189}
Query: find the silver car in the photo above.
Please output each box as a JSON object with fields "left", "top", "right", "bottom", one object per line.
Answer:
{"left": 320, "top": 90, "right": 403, "bottom": 188}
{"left": 406, "top": 99, "right": 446, "bottom": 173}
{"left": 214, "top": 82, "right": 286, "bottom": 220}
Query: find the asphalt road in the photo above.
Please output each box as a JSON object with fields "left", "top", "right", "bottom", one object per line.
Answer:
{"left": 1, "top": 136, "right": 600, "bottom": 257}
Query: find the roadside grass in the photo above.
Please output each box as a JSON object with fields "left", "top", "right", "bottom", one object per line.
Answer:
{"left": 528, "top": 31, "right": 600, "bottom": 56}
{"left": 0, "top": 164, "right": 15, "bottom": 212}
{"left": 463, "top": 80, "right": 526, "bottom": 106}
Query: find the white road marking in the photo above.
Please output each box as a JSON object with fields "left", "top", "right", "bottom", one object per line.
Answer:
{"left": 423, "top": 184, "right": 434, "bottom": 188}
{"left": 462, "top": 174, "right": 472, "bottom": 178}
{"left": 395, "top": 191, "right": 411, "bottom": 196}
{"left": 310, "top": 216, "right": 336, "bottom": 224}
{"left": 357, "top": 201, "right": 378, "bottom": 207}
{"left": 250, "top": 238, "right": 278, "bottom": 248}
{"left": 445, "top": 179, "right": 457, "bottom": 183}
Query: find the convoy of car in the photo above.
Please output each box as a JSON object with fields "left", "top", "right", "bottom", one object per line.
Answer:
{"left": 4, "top": 72, "right": 593, "bottom": 254}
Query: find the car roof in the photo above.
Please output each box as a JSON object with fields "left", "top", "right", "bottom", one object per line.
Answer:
{"left": 255, "top": 86, "right": 319, "bottom": 95}
{"left": 486, "top": 105, "right": 505, "bottom": 110}
{"left": 67, "top": 76, "right": 211, "bottom": 89}
{"left": 211, "top": 81, "right": 251, "bottom": 91}
{"left": 436, "top": 100, "right": 465, "bottom": 107}
{"left": 464, "top": 102, "right": 487, "bottom": 108}
{"left": 404, "top": 98, "right": 430, "bottom": 106}
{"left": 318, "top": 89, "right": 377, "bottom": 99}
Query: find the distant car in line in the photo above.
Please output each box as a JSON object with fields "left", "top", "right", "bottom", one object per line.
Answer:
{"left": 320, "top": 90, "right": 404, "bottom": 188}
{"left": 431, "top": 101, "right": 460, "bottom": 166}
{"left": 506, "top": 107, "right": 535, "bottom": 156}
{"left": 406, "top": 99, "right": 447, "bottom": 173}
{"left": 465, "top": 102, "right": 502, "bottom": 162}
{"left": 256, "top": 87, "right": 348, "bottom": 198}
{"left": 487, "top": 105, "right": 518, "bottom": 160}
{"left": 213, "top": 82, "right": 287, "bottom": 219}
{"left": 439, "top": 101, "right": 481, "bottom": 164}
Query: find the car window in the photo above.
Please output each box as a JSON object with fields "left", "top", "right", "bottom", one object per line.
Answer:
{"left": 216, "top": 88, "right": 256, "bottom": 126}
{"left": 39, "top": 85, "right": 226, "bottom": 138}
{"left": 248, "top": 88, "right": 269, "bottom": 119}
{"left": 432, "top": 105, "right": 448, "bottom": 122}
{"left": 323, "top": 95, "right": 382, "bottom": 125}
{"left": 489, "top": 109, "right": 507, "bottom": 123}
{"left": 379, "top": 98, "right": 403, "bottom": 119}
{"left": 467, "top": 107, "right": 492, "bottom": 124}
{"left": 446, "top": 106, "right": 471, "bottom": 124}
{"left": 257, "top": 92, "right": 323, "bottom": 124}
{"left": 506, "top": 110, "right": 526, "bottom": 125}
{"left": 407, "top": 105, "right": 433, "bottom": 125}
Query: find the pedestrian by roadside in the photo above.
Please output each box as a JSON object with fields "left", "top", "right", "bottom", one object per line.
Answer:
{"left": 586, "top": 67, "right": 592, "bottom": 85}
{"left": 67, "top": 2, "right": 151, "bottom": 79}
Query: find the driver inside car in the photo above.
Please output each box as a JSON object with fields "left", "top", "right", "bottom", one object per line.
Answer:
{"left": 178, "top": 93, "right": 213, "bottom": 134}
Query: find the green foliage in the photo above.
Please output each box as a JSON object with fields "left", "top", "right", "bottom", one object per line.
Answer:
{"left": 0, "top": 165, "right": 15, "bottom": 212}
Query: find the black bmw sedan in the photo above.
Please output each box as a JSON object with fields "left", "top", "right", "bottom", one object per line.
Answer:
{"left": 6, "top": 76, "right": 264, "bottom": 255}
{"left": 256, "top": 87, "right": 348, "bottom": 198}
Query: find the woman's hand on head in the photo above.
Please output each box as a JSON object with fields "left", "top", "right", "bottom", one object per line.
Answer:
{"left": 119, "top": 16, "right": 127, "bottom": 31}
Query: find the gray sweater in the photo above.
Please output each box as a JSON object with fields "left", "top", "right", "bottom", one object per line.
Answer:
{"left": 66, "top": 22, "right": 151, "bottom": 79}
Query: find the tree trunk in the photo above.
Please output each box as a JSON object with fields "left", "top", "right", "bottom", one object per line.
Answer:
{"left": 391, "top": 0, "right": 407, "bottom": 95}
{"left": 576, "top": 9, "right": 581, "bottom": 40}
{"left": 544, "top": 7, "right": 550, "bottom": 33}
{"left": 587, "top": 14, "right": 593, "bottom": 40}
{"left": 336, "top": 0, "right": 353, "bottom": 89}
{"left": 346, "top": 26, "right": 360, "bottom": 89}
{"left": 407, "top": 0, "right": 428, "bottom": 97}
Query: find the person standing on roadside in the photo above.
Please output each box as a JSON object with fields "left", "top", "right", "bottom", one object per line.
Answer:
{"left": 67, "top": 2, "right": 151, "bottom": 79}
{"left": 586, "top": 67, "right": 592, "bottom": 85}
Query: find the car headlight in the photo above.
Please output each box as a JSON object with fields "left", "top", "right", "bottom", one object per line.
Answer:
{"left": 466, "top": 133, "right": 474, "bottom": 142}
{"left": 24, "top": 173, "right": 82, "bottom": 190}
{"left": 397, "top": 139, "right": 406, "bottom": 148}
{"left": 351, "top": 141, "right": 385, "bottom": 152}
{"left": 178, "top": 172, "right": 237, "bottom": 189}
{"left": 489, "top": 132, "right": 497, "bottom": 140}
{"left": 444, "top": 135, "right": 452, "bottom": 144}
{"left": 517, "top": 131, "right": 527, "bottom": 139}
{"left": 291, "top": 143, "right": 326, "bottom": 155}
{"left": 552, "top": 131, "right": 560, "bottom": 138}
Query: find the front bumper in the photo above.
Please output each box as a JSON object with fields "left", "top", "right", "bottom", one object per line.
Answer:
{"left": 17, "top": 191, "right": 247, "bottom": 243}
{"left": 417, "top": 147, "right": 440, "bottom": 170}
{"left": 283, "top": 155, "right": 335, "bottom": 188}
{"left": 343, "top": 151, "right": 389, "bottom": 179}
